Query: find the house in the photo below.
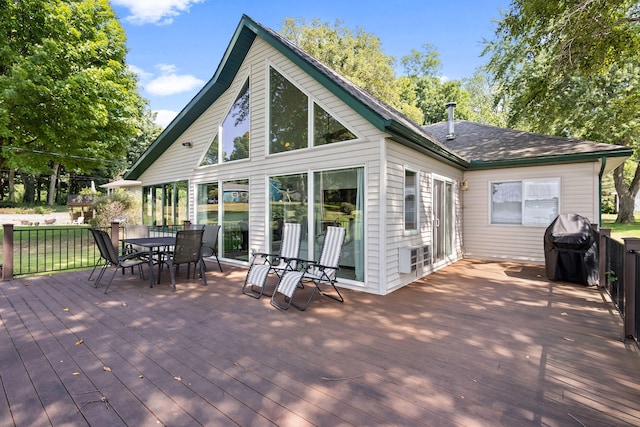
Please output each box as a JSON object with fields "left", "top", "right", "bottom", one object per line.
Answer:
{"left": 124, "top": 15, "right": 631, "bottom": 295}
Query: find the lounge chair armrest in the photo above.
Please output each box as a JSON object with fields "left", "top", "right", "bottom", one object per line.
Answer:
{"left": 307, "top": 261, "right": 340, "bottom": 272}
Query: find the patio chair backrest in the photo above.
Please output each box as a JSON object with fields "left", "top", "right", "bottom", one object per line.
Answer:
{"left": 90, "top": 228, "right": 110, "bottom": 262}
{"left": 202, "top": 225, "right": 221, "bottom": 251}
{"left": 173, "top": 229, "right": 204, "bottom": 264}
{"left": 272, "top": 223, "right": 301, "bottom": 270}
{"left": 280, "top": 223, "right": 301, "bottom": 259}
{"left": 311, "top": 226, "right": 346, "bottom": 280}
{"left": 95, "top": 229, "right": 120, "bottom": 264}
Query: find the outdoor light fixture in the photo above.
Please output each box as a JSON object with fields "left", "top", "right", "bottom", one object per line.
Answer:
{"left": 461, "top": 179, "right": 469, "bottom": 191}
{"left": 182, "top": 141, "right": 193, "bottom": 148}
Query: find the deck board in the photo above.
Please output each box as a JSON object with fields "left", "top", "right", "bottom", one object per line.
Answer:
{"left": 1, "top": 259, "right": 640, "bottom": 426}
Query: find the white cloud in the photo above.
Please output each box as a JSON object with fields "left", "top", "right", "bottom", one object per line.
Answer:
{"left": 128, "top": 64, "right": 153, "bottom": 82}
{"left": 145, "top": 72, "right": 204, "bottom": 96}
{"left": 154, "top": 110, "right": 179, "bottom": 128}
{"left": 112, "top": 0, "right": 205, "bottom": 25}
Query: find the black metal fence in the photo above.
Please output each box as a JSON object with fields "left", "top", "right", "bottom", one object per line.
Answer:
{"left": 602, "top": 234, "right": 625, "bottom": 315}
{"left": 599, "top": 229, "right": 640, "bottom": 344}
{"left": 1, "top": 222, "right": 189, "bottom": 278}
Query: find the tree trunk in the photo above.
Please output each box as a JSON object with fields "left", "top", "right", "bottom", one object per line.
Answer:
{"left": 614, "top": 162, "right": 640, "bottom": 223}
{"left": 21, "top": 173, "right": 35, "bottom": 203}
{"left": 8, "top": 169, "right": 15, "bottom": 202}
{"left": 48, "top": 162, "right": 59, "bottom": 206}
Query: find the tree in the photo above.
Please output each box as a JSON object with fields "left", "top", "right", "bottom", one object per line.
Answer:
{"left": 485, "top": 0, "right": 640, "bottom": 222}
{"left": 280, "top": 18, "right": 423, "bottom": 123}
{"left": 0, "top": 0, "right": 146, "bottom": 205}
{"left": 462, "top": 69, "right": 508, "bottom": 127}
{"left": 398, "top": 45, "right": 471, "bottom": 125}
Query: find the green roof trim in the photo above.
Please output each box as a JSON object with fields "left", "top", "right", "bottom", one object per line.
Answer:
{"left": 467, "top": 148, "right": 633, "bottom": 170}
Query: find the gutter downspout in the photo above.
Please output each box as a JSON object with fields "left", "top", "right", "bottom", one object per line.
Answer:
{"left": 598, "top": 156, "right": 607, "bottom": 227}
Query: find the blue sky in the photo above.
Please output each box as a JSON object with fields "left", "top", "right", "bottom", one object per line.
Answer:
{"left": 110, "top": 0, "right": 509, "bottom": 128}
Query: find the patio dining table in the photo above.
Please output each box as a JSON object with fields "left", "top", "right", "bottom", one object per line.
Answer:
{"left": 121, "top": 236, "right": 175, "bottom": 288}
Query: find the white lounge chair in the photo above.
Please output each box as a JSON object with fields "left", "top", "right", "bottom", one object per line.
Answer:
{"left": 243, "top": 223, "right": 301, "bottom": 299}
{"left": 271, "top": 226, "right": 346, "bottom": 311}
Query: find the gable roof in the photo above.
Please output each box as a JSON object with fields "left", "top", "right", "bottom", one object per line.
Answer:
{"left": 125, "top": 15, "right": 632, "bottom": 180}
{"left": 423, "top": 120, "right": 632, "bottom": 171}
{"left": 124, "top": 14, "right": 467, "bottom": 180}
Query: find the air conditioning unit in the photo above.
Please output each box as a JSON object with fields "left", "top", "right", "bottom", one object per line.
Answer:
{"left": 399, "top": 245, "right": 431, "bottom": 274}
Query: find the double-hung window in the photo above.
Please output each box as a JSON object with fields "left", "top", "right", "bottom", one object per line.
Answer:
{"left": 490, "top": 178, "right": 559, "bottom": 225}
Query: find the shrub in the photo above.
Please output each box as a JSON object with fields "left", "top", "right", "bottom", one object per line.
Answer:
{"left": 91, "top": 190, "right": 141, "bottom": 227}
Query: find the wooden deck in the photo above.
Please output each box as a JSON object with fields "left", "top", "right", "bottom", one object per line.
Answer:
{"left": 1, "top": 259, "right": 639, "bottom": 426}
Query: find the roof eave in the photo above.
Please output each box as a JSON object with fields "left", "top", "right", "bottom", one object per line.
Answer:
{"left": 467, "top": 149, "right": 633, "bottom": 170}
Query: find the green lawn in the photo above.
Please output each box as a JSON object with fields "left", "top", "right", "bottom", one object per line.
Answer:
{"left": 601, "top": 214, "right": 640, "bottom": 241}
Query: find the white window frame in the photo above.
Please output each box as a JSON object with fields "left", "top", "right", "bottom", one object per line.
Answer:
{"left": 489, "top": 177, "right": 560, "bottom": 226}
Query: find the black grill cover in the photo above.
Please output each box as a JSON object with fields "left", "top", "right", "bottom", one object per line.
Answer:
{"left": 544, "top": 213, "right": 598, "bottom": 286}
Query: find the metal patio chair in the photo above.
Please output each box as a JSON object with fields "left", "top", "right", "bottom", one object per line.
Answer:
{"left": 271, "top": 226, "right": 346, "bottom": 311}
{"left": 163, "top": 229, "right": 207, "bottom": 291}
{"left": 242, "top": 223, "right": 301, "bottom": 299}
{"left": 201, "top": 224, "right": 223, "bottom": 272}
{"left": 91, "top": 229, "right": 148, "bottom": 294}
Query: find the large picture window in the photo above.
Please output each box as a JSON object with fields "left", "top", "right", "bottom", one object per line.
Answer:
{"left": 269, "top": 67, "right": 308, "bottom": 154}
{"left": 267, "top": 168, "right": 365, "bottom": 282}
{"left": 196, "top": 182, "right": 219, "bottom": 225}
{"left": 222, "top": 179, "right": 249, "bottom": 262}
{"left": 491, "top": 178, "right": 559, "bottom": 225}
{"left": 269, "top": 67, "right": 358, "bottom": 154}
{"left": 142, "top": 181, "right": 188, "bottom": 227}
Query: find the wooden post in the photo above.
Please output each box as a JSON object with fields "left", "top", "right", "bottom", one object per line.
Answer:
{"left": 623, "top": 237, "right": 640, "bottom": 340}
{"left": 2, "top": 224, "right": 13, "bottom": 281}
{"left": 599, "top": 228, "right": 611, "bottom": 288}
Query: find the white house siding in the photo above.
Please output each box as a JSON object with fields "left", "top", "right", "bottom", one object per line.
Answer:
{"left": 139, "top": 38, "right": 387, "bottom": 294}
{"left": 462, "top": 162, "right": 600, "bottom": 264}
{"left": 384, "top": 142, "right": 464, "bottom": 293}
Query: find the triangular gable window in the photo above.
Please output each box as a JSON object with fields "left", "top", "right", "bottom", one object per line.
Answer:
{"left": 200, "top": 78, "right": 250, "bottom": 166}
{"left": 222, "top": 78, "right": 250, "bottom": 161}
{"left": 313, "top": 103, "right": 357, "bottom": 146}
{"left": 200, "top": 133, "right": 219, "bottom": 166}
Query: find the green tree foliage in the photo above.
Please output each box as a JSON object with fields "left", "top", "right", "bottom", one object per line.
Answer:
{"left": 124, "top": 109, "right": 163, "bottom": 171}
{"left": 462, "top": 69, "right": 508, "bottom": 127}
{"left": 0, "top": 0, "right": 146, "bottom": 204}
{"left": 398, "top": 45, "right": 470, "bottom": 125}
{"left": 485, "top": 0, "right": 640, "bottom": 222}
{"left": 280, "top": 18, "right": 425, "bottom": 123}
